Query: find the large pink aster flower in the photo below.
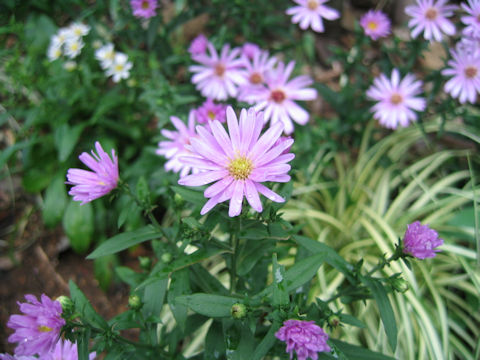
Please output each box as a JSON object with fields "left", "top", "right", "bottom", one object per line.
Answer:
{"left": 403, "top": 221, "right": 443, "bottom": 259}
{"left": 405, "top": 0, "right": 457, "bottom": 42}
{"left": 252, "top": 61, "right": 317, "bottom": 135}
{"left": 189, "top": 43, "right": 246, "bottom": 100}
{"left": 237, "top": 50, "right": 277, "bottom": 104}
{"left": 366, "top": 69, "right": 426, "bottom": 129}
{"left": 7, "top": 294, "right": 65, "bottom": 357}
{"left": 461, "top": 0, "right": 480, "bottom": 38}
{"left": 130, "top": 0, "right": 158, "bottom": 19}
{"left": 275, "top": 320, "right": 331, "bottom": 360}
{"left": 286, "top": 0, "right": 340, "bottom": 33}
{"left": 178, "top": 107, "right": 294, "bottom": 217}
{"left": 66, "top": 142, "right": 119, "bottom": 204}
{"left": 442, "top": 47, "right": 480, "bottom": 103}
{"left": 360, "top": 10, "right": 391, "bottom": 40}
{"left": 157, "top": 110, "right": 201, "bottom": 177}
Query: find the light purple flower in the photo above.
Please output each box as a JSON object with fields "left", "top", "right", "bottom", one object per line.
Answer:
{"left": 0, "top": 354, "right": 37, "bottom": 360}
{"left": 7, "top": 294, "right": 65, "bottom": 357}
{"left": 442, "top": 47, "right": 480, "bottom": 103}
{"left": 157, "top": 110, "right": 201, "bottom": 177}
{"left": 403, "top": 221, "right": 443, "bottom": 259}
{"left": 405, "top": 0, "right": 457, "bottom": 42}
{"left": 189, "top": 34, "right": 208, "bottom": 56}
{"left": 130, "top": 0, "right": 158, "bottom": 19}
{"left": 286, "top": 0, "right": 340, "bottom": 33}
{"left": 252, "top": 61, "right": 317, "bottom": 135}
{"left": 241, "top": 42, "right": 261, "bottom": 59}
{"left": 66, "top": 142, "right": 119, "bottom": 204}
{"left": 275, "top": 320, "right": 331, "bottom": 360}
{"left": 237, "top": 50, "right": 277, "bottom": 104}
{"left": 461, "top": 0, "right": 480, "bottom": 38}
{"left": 189, "top": 43, "right": 246, "bottom": 100}
{"left": 360, "top": 10, "right": 391, "bottom": 40}
{"left": 366, "top": 69, "right": 426, "bottom": 129}
{"left": 42, "top": 339, "right": 96, "bottom": 360}
{"left": 195, "top": 98, "right": 227, "bottom": 125}
{"left": 178, "top": 107, "right": 294, "bottom": 217}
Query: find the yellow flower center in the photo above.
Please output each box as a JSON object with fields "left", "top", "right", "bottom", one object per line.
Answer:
{"left": 70, "top": 43, "right": 78, "bottom": 51}
{"left": 142, "top": 0, "right": 150, "bottom": 9}
{"left": 465, "top": 66, "right": 478, "bottom": 79}
{"left": 115, "top": 64, "right": 124, "bottom": 72}
{"left": 390, "top": 93, "right": 403, "bottom": 105}
{"left": 250, "top": 72, "right": 263, "bottom": 84}
{"left": 208, "top": 110, "right": 216, "bottom": 120}
{"left": 425, "top": 8, "right": 438, "bottom": 20}
{"left": 367, "top": 21, "right": 378, "bottom": 30}
{"left": 74, "top": 28, "right": 82, "bottom": 36}
{"left": 307, "top": 0, "right": 318, "bottom": 10}
{"left": 228, "top": 156, "right": 253, "bottom": 180}
{"left": 38, "top": 325, "right": 53, "bottom": 333}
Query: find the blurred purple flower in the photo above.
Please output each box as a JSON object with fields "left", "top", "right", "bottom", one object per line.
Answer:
{"left": 403, "top": 221, "right": 444, "bottom": 259}
{"left": 189, "top": 34, "right": 208, "bottom": 56}
{"left": 241, "top": 42, "right": 261, "bottom": 59}
{"left": 178, "top": 107, "right": 294, "bottom": 217}
{"left": 189, "top": 43, "right": 246, "bottom": 100}
{"left": 66, "top": 142, "right": 119, "bottom": 204}
{"left": 366, "top": 69, "right": 426, "bottom": 129}
{"left": 442, "top": 47, "right": 480, "bottom": 103}
{"left": 360, "top": 10, "right": 391, "bottom": 40}
{"left": 7, "top": 294, "right": 65, "bottom": 357}
{"left": 461, "top": 0, "right": 480, "bottom": 38}
{"left": 238, "top": 50, "right": 277, "bottom": 104}
{"left": 130, "top": 0, "right": 158, "bottom": 19}
{"left": 286, "top": 0, "right": 340, "bottom": 33}
{"left": 252, "top": 61, "right": 317, "bottom": 134}
{"left": 157, "top": 110, "right": 201, "bottom": 177}
{"left": 0, "top": 354, "right": 37, "bottom": 360}
{"left": 275, "top": 319, "right": 331, "bottom": 360}
{"left": 195, "top": 98, "right": 227, "bottom": 125}
{"left": 43, "top": 339, "right": 96, "bottom": 360}
{"left": 405, "top": 0, "right": 457, "bottom": 42}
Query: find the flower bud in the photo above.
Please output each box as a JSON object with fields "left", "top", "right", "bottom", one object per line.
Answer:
{"left": 174, "top": 193, "right": 184, "bottom": 207}
{"left": 230, "top": 303, "right": 247, "bottom": 319}
{"left": 128, "top": 294, "right": 142, "bottom": 310}
{"left": 161, "top": 252, "right": 172, "bottom": 264}
{"left": 328, "top": 315, "right": 340, "bottom": 328}
{"left": 139, "top": 256, "right": 152, "bottom": 270}
{"left": 391, "top": 277, "right": 409, "bottom": 293}
{"left": 56, "top": 295, "right": 74, "bottom": 315}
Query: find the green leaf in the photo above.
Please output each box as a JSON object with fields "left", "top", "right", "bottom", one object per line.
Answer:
{"left": 117, "top": 200, "right": 139, "bottom": 229}
{"left": 136, "top": 176, "right": 151, "bottom": 206}
{"left": 0, "top": 140, "right": 33, "bottom": 170}
{"left": 204, "top": 321, "right": 226, "bottom": 359}
{"left": 94, "top": 254, "right": 117, "bottom": 291}
{"left": 54, "top": 123, "right": 85, "bottom": 162}
{"left": 252, "top": 319, "right": 281, "bottom": 360}
{"left": 63, "top": 200, "right": 94, "bottom": 254}
{"left": 284, "top": 253, "right": 325, "bottom": 292}
{"left": 143, "top": 278, "right": 168, "bottom": 318}
{"left": 330, "top": 339, "right": 396, "bottom": 360}
{"left": 272, "top": 254, "right": 289, "bottom": 306}
{"left": 87, "top": 226, "right": 162, "bottom": 259}
{"left": 339, "top": 313, "right": 366, "bottom": 328}
{"left": 168, "top": 269, "right": 190, "bottom": 332}
{"left": 42, "top": 174, "right": 68, "bottom": 228}
{"left": 175, "top": 293, "right": 239, "bottom": 317}
{"left": 361, "top": 276, "right": 397, "bottom": 352}
{"left": 189, "top": 264, "right": 229, "bottom": 295}
{"left": 77, "top": 327, "right": 91, "bottom": 360}
{"left": 69, "top": 280, "right": 109, "bottom": 330}
{"left": 115, "top": 266, "right": 144, "bottom": 288}
{"left": 171, "top": 185, "right": 205, "bottom": 206}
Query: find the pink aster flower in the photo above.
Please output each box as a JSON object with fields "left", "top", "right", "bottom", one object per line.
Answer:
{"left": 442, "top": 47, "right": 480, "bottom": 103}
{"left": 130, "top": 0, "right": 158, "bottom": 19}
{"left": 0, "top": 355, "right": 37, "bottom": 360}
{"left": 178, "top": 107, "right": 294, "bottom": 217}
{"left": 252, "top": 61, "right": 317, "bottom": 135}
{"left": 195, "top": 98, "right": 227, "bottom": 125}
{"left": 157, "top": 110, "right": 201, "bottom": 177}
{"left": 286, "top": 0, "right": 340, "bottom": 33}
{"left": 461, "top": 0, "right": 480, "bottom": 38}
{"left": 403, "top": 221, "right": 444, "bottom": 259}
{"left": 189, "top": 43, "right": 246, "bottom": 100}
{"left": 275, "top": 320, "right": 331, "bottom": 360}
{"left": 189, "top": 34, "right": 208, "bottom": 56}
{"left": 241, "top": 42, "right": 261, "bottom": 59}
{"left": 43, "top": 339, "right": 96, "bottom": 360}
{"left": 237, "top": 50, "right": 277, "bottom": 104}
{"left": 7, "top": 294, "right": 65, "bottom": 357}
{"left": 366, "top": 69, "right": 426, "bottom": 129}
{"left": 360, "top": 10, "right": 391, "bottom": 40}
{"left": 405, "top": 0, "right": 457, "bottom": 42}
{"left": 66, "top": 142, "right": 119, "bottom": 204}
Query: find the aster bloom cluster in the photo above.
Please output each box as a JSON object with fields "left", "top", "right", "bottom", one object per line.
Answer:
{"left": 66, "top": 142, "right": 119, "bottom": 205}
{"left": 189, "top": 37, "right": 317, "bottom": 135}
{"left": 177, "top": 107, "right": 294, "bottom": 217}
{"left": 286, "top": 0, "right": 340, "bottom": 33}
{"left": 47, "top": 22, "right": 90, "bottom": 62}
{"left": 7, "top": 294, "right": 65, "bottom": 357}
{"left": 403, "top": 221, "right": 444, "bottom": 259}
{"left": 366, "top": 69, "right": 426, "bottom": 129}
{"left": 360, "top": 10, "right": 391, "bottom": 40}
{"left": 95, "top": 43, "right": 133, "bottom": 83}
{"left": 461, "top": 0, "right": 480, "bottom": 38}
{"left": 130, "top": 0, "right": 158, "bottom": 19}
{"left": 275, "top": 320, "right": 331, "bottom": 360}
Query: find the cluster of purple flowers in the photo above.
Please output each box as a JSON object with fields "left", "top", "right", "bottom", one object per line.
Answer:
{"left": 3, "top": 294, "right": 95, "bottom": 360}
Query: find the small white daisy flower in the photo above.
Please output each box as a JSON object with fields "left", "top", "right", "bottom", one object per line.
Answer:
{"left": 106, "top": 52, "right": 133, "bottom": 82}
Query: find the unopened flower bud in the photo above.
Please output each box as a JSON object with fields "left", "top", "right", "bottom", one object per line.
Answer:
{"left": 328, "top": 315, "right": 340, "bottom": 328}
{"left": 391, "top": 277, "right": 409, "bottom": 293}
{"left": 139, "top": 256, "right": 152, "bottom": 270}
{"left": 56, "top": 295, "right": 74, "bottom": 315}
{"left": 230, "top": 303, "right": 247, "bottom": 319}
{"left": 128, "top": 294, "right": 142, "bottom": 310}
{"left": 174, "top": 193, "right": 184, "bottom": 207}
{"left": 161, "top": 252, "right": 172, "bottom": 264}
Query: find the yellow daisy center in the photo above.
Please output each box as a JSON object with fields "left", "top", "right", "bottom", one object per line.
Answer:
{"left": 307, "top": 0, "right": 318, "bottom": 10}
{"left": 367, "top": 21, "right": 378, "bottom": 30}
{"left": 208, "top": 110, "right": 216, "bottom": 120}
{"left": 390, "top": 93, "right": 403, "bottom": 105}
{"left": 142, "top": 0, "right": 150, "bottom": 9}
{"left": 115, "top": 64, "right": 124, "bottom": 72}
{"left": 228, "top": 156, "right": 253, "bottom": 180}
{"left": 38, "top": 325, "right": 53, "bottom": 332}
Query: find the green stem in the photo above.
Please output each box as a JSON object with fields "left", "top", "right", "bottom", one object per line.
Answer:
{"left": 119, "top": 180, "right": 161, "bottom": 229}
{"left": 230, "top": 232, "right": 239, "bottom": 294}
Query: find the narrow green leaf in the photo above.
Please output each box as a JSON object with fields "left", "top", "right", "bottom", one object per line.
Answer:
{"left": 143, "top": 278, "right": 168, "bottom": 318}
{"left": 77, "top": 327, "right": 91, "bottom": 360}
{"left": 42, "top": 174, "right": 68, "bottom": 228}
{"left": 330, "top": 339, "right": 396, "bottom": 360}
{"left": 339, "top": 313, "right": 366, "bottom": 328}
{"left": 272, "top": 254, "right": 289, "bottom": 306}
{"left": 63, "top": 200, "right": 94, "bottom": 254}
{"left": 252, "top": 319, "right": 281, "bottom": 360}
{"left": 69, "top": 280, "right": 109, "bottom": 330}
{"left": 171, "top": 185, "right": 205, "bottom": 206}
{"left": 54, "top": 123, "right": 85, "bottom": 162}
{"left": 284, "top": 253, "right": 325, "bottom": 292}
{"left": 87, "top": 226, "right": 162, "bottom": 259}
{"left": 361, "top": 276, "right": 397, "bottom": 351}
{"left": 168, "top": 269, "right": 190, "bottom": 332}
{"left": 175, "top": 293, "right": 239, "bottom": 317}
